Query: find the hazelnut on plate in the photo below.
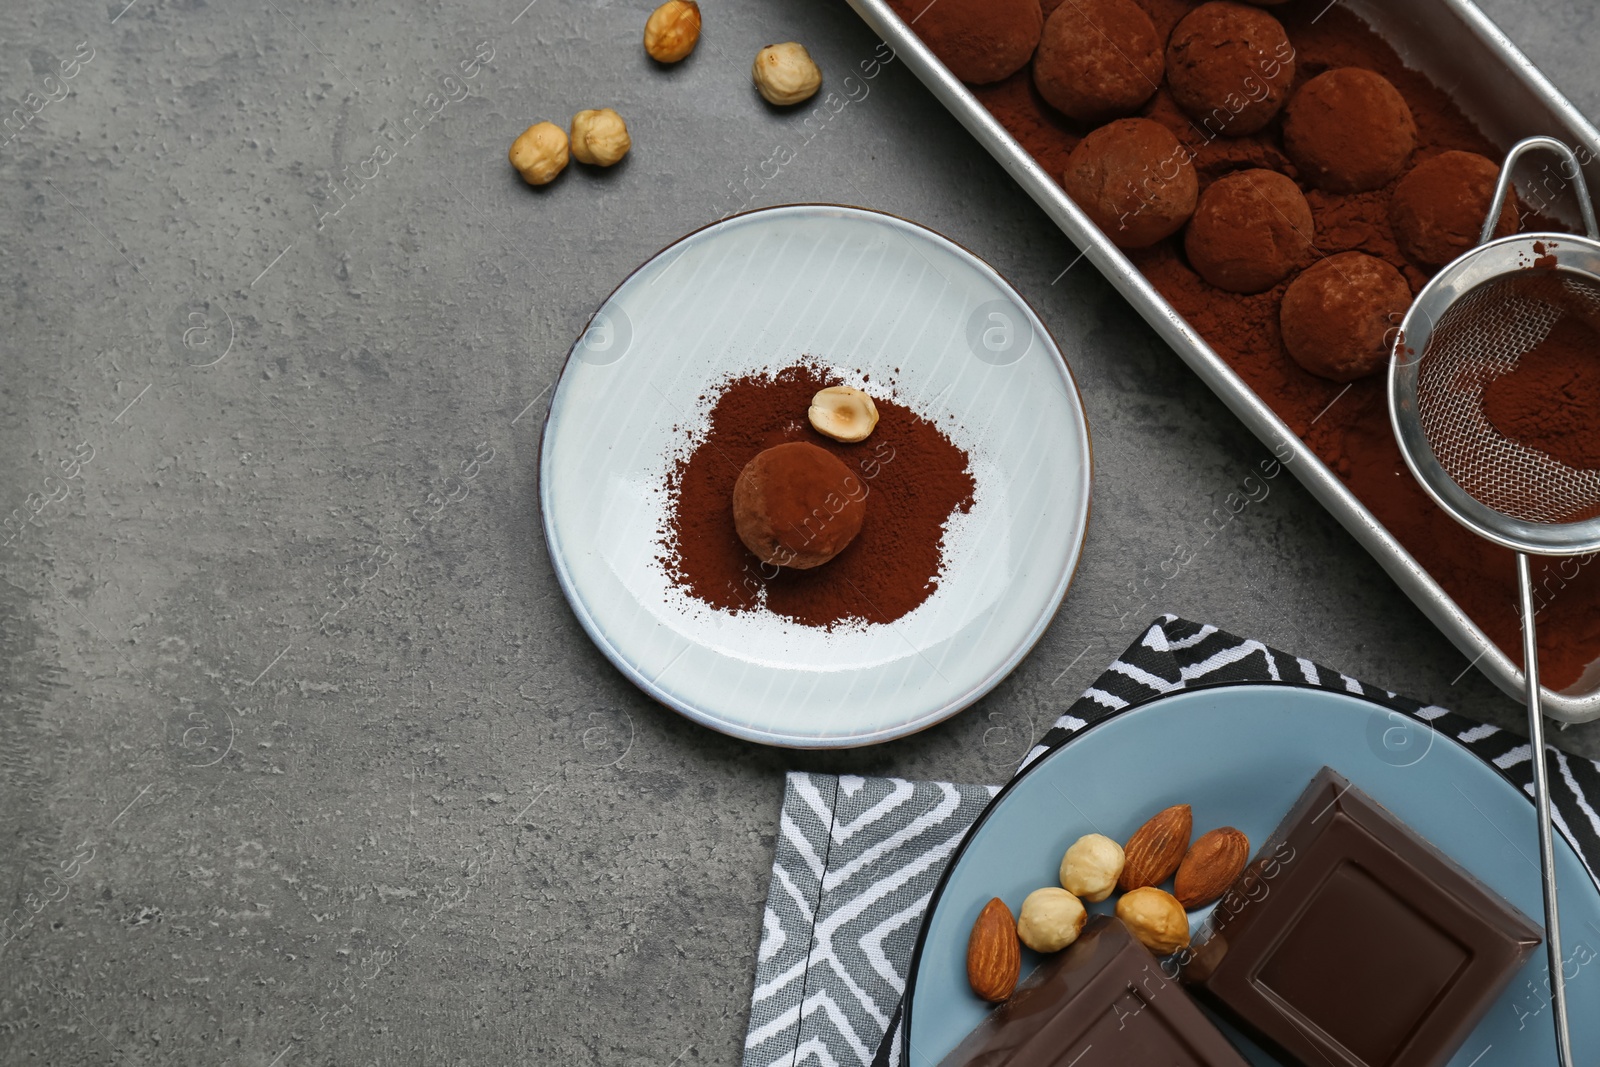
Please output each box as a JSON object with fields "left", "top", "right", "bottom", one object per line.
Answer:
{"left": 1059, "top": 833, "right": 1125, "bottom": 903}
{"left": 808, "top": 386, "right": 878, "bottom": 442}
{"left": 1017, "top": 887, "right": 1087, "bottom": 953}
{"left": 1116, "top": 886, "right": 1191, "bottom": 955}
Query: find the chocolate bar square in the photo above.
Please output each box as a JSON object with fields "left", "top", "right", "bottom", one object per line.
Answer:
{"left": 1180, "top": 767, "right": 1541, "bottom": 1067}
{"left": 937, "top": 914, "right": 1249, "bottom": 1066}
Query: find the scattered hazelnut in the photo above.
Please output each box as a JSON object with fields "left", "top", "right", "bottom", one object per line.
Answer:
{"left": 752, "top": 42, "right": 822, "bottom": 106}
{"left": 1016, "top": 887, "right": 1087, "bottom": 953}
{"left": 1059, "top": 833, "right": 1125, "bottom": 903}
{"left": 807, "top": 386, "right": 878, "bottom": 442}
{"left": 570, "top": 108, "right": 632, "bottom": 167}
{"left": 509, "top": 121, "right": 569, "bottom": 186}
{"left": 644, "top": 0, "right": 701, "bottom": 63}
{"left": 1115, "top": 886, "right": 1191, "bottom": 955}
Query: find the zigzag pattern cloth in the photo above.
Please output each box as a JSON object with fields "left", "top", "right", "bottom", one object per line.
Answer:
{"left": 739, "top": 616, "right": 1600, "bottom": 1067}
{"left": 743, "top": 773, "right": 1000, "bottom": 1067}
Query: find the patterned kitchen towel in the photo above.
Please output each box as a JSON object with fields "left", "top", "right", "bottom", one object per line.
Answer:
{"left": 739, "top": 615, "right": 1600, "bottom": 1067}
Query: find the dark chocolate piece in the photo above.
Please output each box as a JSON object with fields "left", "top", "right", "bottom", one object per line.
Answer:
{"left": 938, "top": 915, "right": 1249, "bottom": 1066}
{"left": 1180, "top": 767, "right": 1541, "bottom": 1067}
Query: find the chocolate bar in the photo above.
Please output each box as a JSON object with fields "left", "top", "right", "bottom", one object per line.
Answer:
{"left": 938, "top": 914, "right": 1249, "bottom": 1065}
{"left": 1181, "top": 767, "right": 1541, "bottom": 1067}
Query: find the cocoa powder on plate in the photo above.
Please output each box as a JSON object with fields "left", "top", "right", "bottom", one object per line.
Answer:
{"left": 661, "top": 364, "right": 975, "bottom": 628}
{"left": 961, "top": 1, "right": 1600, "bottom": 687}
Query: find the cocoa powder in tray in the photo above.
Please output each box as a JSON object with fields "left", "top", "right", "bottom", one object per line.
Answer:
{"left": 970, "top": 1, "right": 1600, "bottom": 689}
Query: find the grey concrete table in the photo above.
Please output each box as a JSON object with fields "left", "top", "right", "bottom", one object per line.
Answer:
{"left": 2, "top": 1, "right": 1596, "bottom": 1063}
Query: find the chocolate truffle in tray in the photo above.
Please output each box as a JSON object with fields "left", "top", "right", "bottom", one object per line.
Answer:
{"left": 1033, "top": 0, "right": 1162, "bottom": 123}
{"left": 1181, "top": 767, "right": 1541, "bottom": 1067}
{"left": 1390, "top": 150, "right": 1518, "bottom": 269}
{"left": 937, "top": 915, "right": 1248, "bottom": 1066}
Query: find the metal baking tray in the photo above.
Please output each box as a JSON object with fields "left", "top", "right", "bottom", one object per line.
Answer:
{"left": 845, "top": 0, "right": 1600, "bottom": 721}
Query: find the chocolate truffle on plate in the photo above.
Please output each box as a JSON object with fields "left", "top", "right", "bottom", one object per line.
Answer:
{"left": 732, "top": 442, "right": 866, "bottom": 570}
{"left": 886, "top": 0, "right": 1041, "bottom": 85}
{"left": 1390, "top": 150, "right": 1519, "bottom": 268}
{"left": 1166, "top": 2, "right": 1296, "bottom": 137}
{"left": 1063, "top": 118, "right": 1198, "bottom": 249}
{"left": 1280, "top": 251, "right": 1412, "bottom": 382}
{"left": 1185, "top": 169, "right": 1314, "bottom": 293}
{"left": 1034, "top": 0, "right": 1163, "bottom": 122}
{"left": 1282, "top": 68, "right": 1417, "bottom": 192}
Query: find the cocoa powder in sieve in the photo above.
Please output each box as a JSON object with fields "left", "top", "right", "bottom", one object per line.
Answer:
{"left": 1482, "top": 311, "right": 1600, "bottom": 472}
{"left": 660, "top": 364, "right": 975, "bottom": 628}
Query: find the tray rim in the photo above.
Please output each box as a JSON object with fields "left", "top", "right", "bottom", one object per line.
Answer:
{"left": 842, "top": 0, "right": 1600, "bottom": 721}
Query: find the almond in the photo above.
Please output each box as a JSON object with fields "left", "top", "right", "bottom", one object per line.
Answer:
{"left": 1174, "top": 827, "right": 1251, "bottom": 909}
{"left": 966, "top": 897, "right": 1021, "bottom": 1002}
{"left": 1118, "top": 803, "right": 1193, "bottom": 891}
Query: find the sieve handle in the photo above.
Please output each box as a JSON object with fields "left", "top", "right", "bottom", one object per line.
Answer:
{"left": 1482, "top": 136, "right": 1600, "bottom": 245}
{"left": 1518, "top": 554, "right": 1576, "bottom": 1067}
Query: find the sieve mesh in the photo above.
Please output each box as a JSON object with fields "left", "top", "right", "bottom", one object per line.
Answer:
{"left": 1414, "top": 269, "right": 1600, "bottom": 525}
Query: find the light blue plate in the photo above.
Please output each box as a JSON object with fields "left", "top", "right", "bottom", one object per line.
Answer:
{"left": 903, "top": 685, "right": 1600, "bottom": 1066}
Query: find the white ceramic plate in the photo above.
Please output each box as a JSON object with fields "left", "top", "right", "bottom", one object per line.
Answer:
{"left": 539, "top": 205, "right": 1091, "bottom": 747}
{"left": 902, "top": 686, "right": 1600, "bottom": 1065}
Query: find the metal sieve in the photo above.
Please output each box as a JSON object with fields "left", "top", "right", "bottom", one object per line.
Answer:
{"left": 1391, "top": 135, "right": 1600, "bottom": 1067}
